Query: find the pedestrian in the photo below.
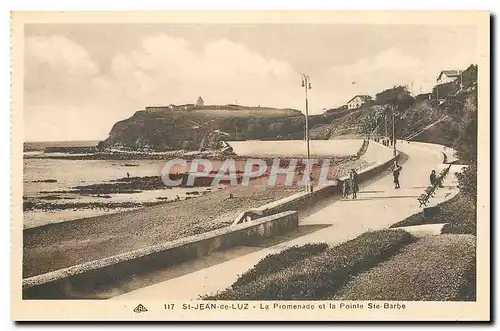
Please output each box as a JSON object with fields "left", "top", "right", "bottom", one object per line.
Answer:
{"left": 391, "top": 161, "right": 402, "bottom": 189}
{"left": 342, "top": 179, "right": 349, "bottom": 198}
{"left": 127, "top": 172, "right": 130, "bottom": 178}
{"left": 349, "top": 168, "right": 359, "bottom": 199}
{"left": 430, "top": 169, "right": 437, "bottom": 186}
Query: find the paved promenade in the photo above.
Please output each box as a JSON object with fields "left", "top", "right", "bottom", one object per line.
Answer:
{"left": 113, "top": 141, "right": 462, "bottom": 300}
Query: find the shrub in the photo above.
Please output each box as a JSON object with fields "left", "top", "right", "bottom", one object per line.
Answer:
{"left": 390, "top": 192, "right": 476, "bottom": 235}
{"left": 333, "top": 234, "right": 476, "bottom": 301}
{"left": 203, "top": 230, "right": 415, "bottom": 300}
{"left": 456, "top": 163, "right": 477, "bottom": 202}
{"left": 232, "top": 243, "right": 329, "bottom": 288}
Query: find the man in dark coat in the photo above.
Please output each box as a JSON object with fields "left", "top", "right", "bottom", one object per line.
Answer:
{"left": 430, "top": 170, "right": 437, "bottom": 186}
{"left": 349, "top": 169, "right": 359, "bottom": 199}
{"left": 391, "top": 161, "right": 402, "bottom": 189}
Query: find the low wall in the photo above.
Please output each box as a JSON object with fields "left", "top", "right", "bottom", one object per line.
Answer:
{"left": 403, "top": 140, "right": 458, "bottom": 164}
{"left": 23, "top": 211, "right": 298, "bottom": 299}
{"left": 251, "top": 184, "right": 341, "bottom": 217}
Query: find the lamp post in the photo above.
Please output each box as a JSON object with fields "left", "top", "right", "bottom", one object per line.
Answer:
{"left": 391, "top": 104, "right": 401, "bottom": 156}
{"left": 392, "top": 105, "right": 396, "bottom": 156}
{"left": 302, "top": 74, "right": 312, "bottom": 193}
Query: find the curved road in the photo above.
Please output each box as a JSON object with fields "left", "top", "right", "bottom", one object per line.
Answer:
{"left": 113, "top": 141, "right": 463, "bottom": 300}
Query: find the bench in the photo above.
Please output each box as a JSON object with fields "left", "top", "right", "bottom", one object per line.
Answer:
{"left": 416, "top": 164, "right": 452, "bottom": 208}
{"left": 425, "top": 186, "right": 436, "bottom": 197}
{"left": 418, "top": 193, "right": 430, "bottom": 207}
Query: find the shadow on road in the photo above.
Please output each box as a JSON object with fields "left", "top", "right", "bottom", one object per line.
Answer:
{"left": 340, "top": 195, "right": 420, "bottom": 201}
{"left": 81, "top": 224, "right": 330, "bottom": 299}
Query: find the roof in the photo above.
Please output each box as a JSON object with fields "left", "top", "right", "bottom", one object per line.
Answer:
{"left": 437, "top": 70, "right": 461, "bottom": 81}
{"left": 346, "top": 95, "right": 372, "bottom": 104}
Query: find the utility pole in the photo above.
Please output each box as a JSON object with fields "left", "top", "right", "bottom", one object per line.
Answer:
{"left": 302, "top": 74, "right": 312, "bottom": 193}
{"left": 385, "top": 113, "right": 388, "bottom": 137}
{"left": 392, "top": 105, "right": 397, "bottom": 156}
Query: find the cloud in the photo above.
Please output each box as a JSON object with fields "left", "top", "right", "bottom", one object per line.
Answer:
{"left": 24, "top": 33, "right": 303, "bottom": 141}
{"left": 321, "top": 48, "right": 430, "bottom": 104}
{"left": 351, "top": 47, "right": 424, "bottom": 75}
{"left": 26, "top": 35, "right": 100, "bottom": 76}
{"left": 104, "top": 34, "right": 299, "bottom": 105}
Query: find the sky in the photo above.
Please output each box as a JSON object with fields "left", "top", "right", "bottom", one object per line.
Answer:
{"left": 24, "top": 23, "right": 478, "bottom": 141}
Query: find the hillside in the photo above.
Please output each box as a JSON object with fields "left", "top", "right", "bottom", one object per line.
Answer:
{"left": 310, "top": 64, "right": 478, "bottom": 150}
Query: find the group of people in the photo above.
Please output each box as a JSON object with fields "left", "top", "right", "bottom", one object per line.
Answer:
{"left": 342, "top": 168, "right": 359, "bottom": 199}
{"left": 381, "top": 139, "right": 394, "bottom": 147}
{"left": 341, "top": 161, "right": 442, "bottom": 198}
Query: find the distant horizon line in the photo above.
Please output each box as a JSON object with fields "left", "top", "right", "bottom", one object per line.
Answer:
{"left": 24, "top": 139, "right": 103, "bottom": 143}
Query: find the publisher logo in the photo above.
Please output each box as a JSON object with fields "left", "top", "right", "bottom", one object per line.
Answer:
{"left": 133, "top": 304, "right": 148, "bottom": 313}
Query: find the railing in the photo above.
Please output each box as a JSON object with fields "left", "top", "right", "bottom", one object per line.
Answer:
{"left": 417, "top": 165, "right": 452, "bottom": 207}
{"left": 405, "top": 116, "right": 447, "bottom": 141}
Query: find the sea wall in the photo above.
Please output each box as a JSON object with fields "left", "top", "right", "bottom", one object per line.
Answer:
{"left": 404, "top": 140, "right": 458, "bottom": 163}
{"left": 23, "top": 211, "right": 298, "bottom": 299}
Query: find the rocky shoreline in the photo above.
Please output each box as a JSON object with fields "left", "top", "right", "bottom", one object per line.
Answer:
{"left": 24, "top": 149, "right": 237, "bottom": 161}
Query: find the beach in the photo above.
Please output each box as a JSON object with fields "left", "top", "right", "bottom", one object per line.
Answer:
{"left": 23, "top": 156, "right": 371, "bottom": 277}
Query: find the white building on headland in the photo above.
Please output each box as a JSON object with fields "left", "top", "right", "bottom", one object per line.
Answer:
{"left": 196, "top": 96, "right": 204, "bottom": 107}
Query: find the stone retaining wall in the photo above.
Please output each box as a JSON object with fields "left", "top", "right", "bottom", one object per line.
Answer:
{"left": 23, "top": 211, "right": 298, "bottom": 299}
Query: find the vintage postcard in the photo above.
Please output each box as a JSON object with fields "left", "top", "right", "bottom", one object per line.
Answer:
{"left": 11, "top": 11, "right": 490, "bottom": 321}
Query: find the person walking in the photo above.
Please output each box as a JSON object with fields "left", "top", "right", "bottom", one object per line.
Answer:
{"left": 349, "top": 168, "right": 359, "bottom": 199}
{"left": 342, "top": 179, "right": 349, "bottom": 199}
{"left": 391, "top": 161, "right": 402, "bottom": 189}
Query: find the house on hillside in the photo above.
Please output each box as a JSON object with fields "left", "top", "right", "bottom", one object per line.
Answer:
{"left": 437, "top": 70, "right": 462, "bottom": 85}
{"left": 196, "top": 96, "right": 204, "bottom": 107}
{"left": 346, "top": 95, "right": 372, "bottom": 110}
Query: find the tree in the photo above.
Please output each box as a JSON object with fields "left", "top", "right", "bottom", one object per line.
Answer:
{"left": 453, "top": 100, "right": 478, "bottom": 164}
{"left": 246, "top": 117, "right": 265, "bottom": 139}
{"left": 359, "top": 111, "right": 378, "bottom": 136}
{"left": 375, "top": 85, "right": 415, "bottom": 110}
{"left": 268, "top": 122, "right": 284, "bottom": 137}
{"left": 456, "top": 163, "right": 477, "bottom": 202}
{"left": 453, "top": 90, "right": 478, "bottom": 201}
